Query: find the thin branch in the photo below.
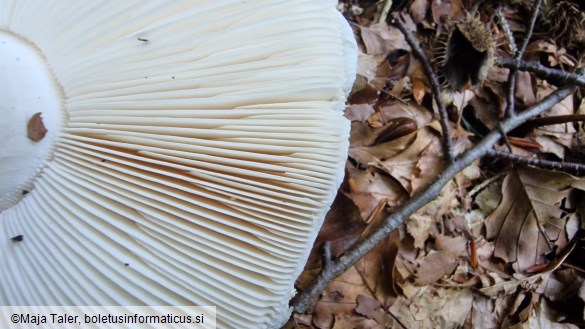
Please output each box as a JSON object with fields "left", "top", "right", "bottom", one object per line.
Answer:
{"left": 503, "top": 0, "right": 543, "bottom": 118}
{"left": 378, "top": 0, "right": 393, "bottom": 24}
{"left": 498, "top": 57, "right": 585, "bottom": 87}
{"left": 391, "top": 14, "right": 454, "bottom": 164}
{"left": 290, "top": 80, "right": 579, "bottom": 313}
{"left": 521, "top": 114, "right": 585, "bottom": 130}
{"left": 498, "top": 123, "right": 513, "bottom": 152}
{"left": 486, "top": 150, "right": 585, "bottom": 175}
{"left": 517, "top": 0, "right": 542, "bottom": 57}
{"left": 468, "top": 171, "right": 507, "bottom": 197}
{"left": 321, "top": 242, "right": 333, "bottom": 272}
{"left": 504, "top": 68, "right": 518, "bottom": 118}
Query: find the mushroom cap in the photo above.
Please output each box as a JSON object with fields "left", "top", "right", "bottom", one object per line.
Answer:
{"left": 0, "top": 1, "right": 357, "bottom": 328}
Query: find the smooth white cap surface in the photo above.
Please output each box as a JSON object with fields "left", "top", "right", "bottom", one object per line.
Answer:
{"left": 0, "top": 31, "right": 63, "bottom": 210}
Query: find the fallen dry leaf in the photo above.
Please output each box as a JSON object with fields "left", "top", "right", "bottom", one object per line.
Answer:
{"left": 409, "top": 180, "right": 459, "bottom": 243}
{"left": 534, "top": 135, "right": 566, "bottom": 159}
{"left": 471, "top": 294, "right": 513, "bottom": 329}
{"left": 389, "top": 285, "right": 473, "bottom": 328}
{"left": 359, "top": 23, "right": 410, "bottom": 56}
{"left": 312, "top": 264, "right": 386, "bottom": 329}
{"left": 475, "top": 81, "right": 507, "bottom": 128}
{"left": 345, "top": 104, "right": 375, "bottom": 122}
{"left": 411, "top": 63, "right": 426, "bottom": 105}
{"left": 331, "top": 314, "right": 356, "bottom": 329}
{"left": 414, "top": 235, "right": 468, "bottom": 285}
{"left": 373, "top": 117, "right": 418, "bottom": 145}
{"left": 533, "top": 88, "right": 575, "bottom": 158}
{"left": 355, "top": 53, "right": 392, "bottom": 91}
{"left": 350, "top": 53, "right": 391, "bottom": 105}
{"left": 374, "top": 126, "right": 443, "bottom": 195}
{"left": 525, "top": 40, "right": 576, "bottom": 68}
{"left": 487, "top": 65, "right": 511, "bottom": 83}
{"left": 378, "top": 101, "right": 433, "bottom": 129}
{"left": 441, "top": 89, "right": 476, "bottom": 122}
{"left": 409, "top": 0, "right": 429, "bottom": 24}
{"left": 515, "top": 71, "right": 537, "bottom": 107}
{"left": 415, "top": 250, "right": 459, "bottom": 285}
{"left": 510, "top": 297, "right": 579, "bottom": 329}
{"left": 312, "top": 192, "right": 366, "bottom": 260}
{"left": 347, "top": 167, "right": 406, "bottom": 221}
{"left": 430, "top": 0, "right": 464, "bottom": 26}
{"left": 292, "top": 2, "right": 585, "bottom": 328}
{"left": 406, "top": 213, "right": 433, "bottom": 250}
{"left": 485, "top": 167, "right": 584, "bottom": 273}
{"left": 542, "top": 268, "right": 583, "bottom": 302}
{"left": 355, "top": 295, "right": 384, "bottom": 324}
{"left": 348, "top": 121, "right": 416, "bottom": 167}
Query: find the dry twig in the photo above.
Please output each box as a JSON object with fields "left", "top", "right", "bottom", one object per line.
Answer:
{"left": 486, "top": 149, "right": 585, "bottom": 175}
{"left": 498, "top": 57, "right": 585, "bottom": 87}
{"left": 391, "top": 14, "right": 454, "bottom": 164}
{"left": 503, "top": 0, "right": 543, "bottom": 118}
{"left": 378, "top": 0, "right": 393, "bottom": 24}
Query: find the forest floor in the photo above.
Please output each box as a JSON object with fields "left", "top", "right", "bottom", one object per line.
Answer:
{"left": 285, "top": 0, "right": 585, "bottom": 328}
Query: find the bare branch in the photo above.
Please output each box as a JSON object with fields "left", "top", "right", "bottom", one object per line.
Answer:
{"left": 498, "top": 57, "right": 585, "bottom": 87}
{"left": 521, "top": 114, "right": 585, "bottom": 130}
{"left": 321, "top": 241, "right": 333, "bottom": 272}
{"left": 498, "top": 123, "right": 513, "bottom": 152}
{"left": 378, "top": 0, "right": 393, "bottom": 24}
{"left": 503, "top": 0, "right": 543, "bottom": 118}
{"left": 504, "top": 68, "right": 518, "bottom": 118}
{"left": 517, "top": 0, "right": 543, "bottom": 57}
{"left": 486, "top": 150, "right": 585, "bottom": 175}
{"left": 290, "top": 79, "right": 579, "bottom": 313}
{"left": 390, "top": 14, "right": 454, "bottom": 164}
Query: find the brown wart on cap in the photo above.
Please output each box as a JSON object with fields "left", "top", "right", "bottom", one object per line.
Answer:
{"left": 0, "top": 1, "right": 357, "bottom": 328}
{"left": 27, "top": 112, "right": 48, "bottom": 142}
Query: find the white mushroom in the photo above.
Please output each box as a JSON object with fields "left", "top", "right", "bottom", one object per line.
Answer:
{"left": 0, "top": 1, "right": 357, "bottom": 328}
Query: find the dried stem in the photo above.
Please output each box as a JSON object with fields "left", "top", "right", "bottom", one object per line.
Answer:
{"left": 391, "top": 14, "right": 454, "bottom": 164}
{"left": 321, "top": 242, "right": 332, "bottom": 272}
{"left": 498, "top": 123, "right": 513, "bottom": 152}
{"left": 521, "top": 114, "right": 585, "bottom": 130}
{"left": 496, "top": 6, "right": 518, "bottom": 56}
{"left": 290, "top": 79, "right": 579, "bottom": 313}
{"left": 486, "top": 150, "right": 585, "bottom": 175}
{"left": 503, "top": 0, "right": 543, "bottom": 118}
{"left": 378, "top": 0, "right": 393, "bottom": 24}
{"left": 504, "top": 69, "right": 518, "bottom": 118}
{"left": 498, "top": 57, "right": 585, "bottom": 87}
{"left": 517, "top": 0, "right": 543, "bottom": 57}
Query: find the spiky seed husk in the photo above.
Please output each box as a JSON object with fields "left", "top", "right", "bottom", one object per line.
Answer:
{"left": 433, "top": 15, "right": 494, "bottom": 90}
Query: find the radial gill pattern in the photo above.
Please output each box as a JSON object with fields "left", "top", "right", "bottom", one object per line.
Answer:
{"left": 0, "top": 1, "right": 357, "bottom": 328}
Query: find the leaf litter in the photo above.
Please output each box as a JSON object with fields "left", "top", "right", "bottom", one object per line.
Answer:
{"left": 284, "top": 1, "right": 585, "bottom": 328}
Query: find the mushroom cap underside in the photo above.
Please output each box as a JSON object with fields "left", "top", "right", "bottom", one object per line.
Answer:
{"left": 0, "top": 1, "right": 357, "bottom": 328}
